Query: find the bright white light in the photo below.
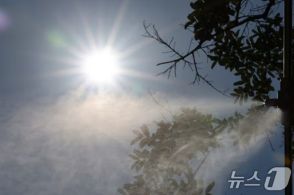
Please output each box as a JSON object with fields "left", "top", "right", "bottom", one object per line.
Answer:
{"left": 81, "top": 48, "right": 119, "bottom": 84}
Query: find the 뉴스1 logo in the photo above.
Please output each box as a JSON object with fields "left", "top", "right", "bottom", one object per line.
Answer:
{"left": 228, "top": 167, "right": 291, "bottom": 191}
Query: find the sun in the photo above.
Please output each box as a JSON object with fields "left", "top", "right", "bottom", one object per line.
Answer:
{"left": 81, "top": 48, "right": 119, "bottom": 84}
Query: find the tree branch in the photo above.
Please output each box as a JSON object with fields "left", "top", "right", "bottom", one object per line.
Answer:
{"left": 143, "top": 22, "right": 228, "bottom": 96}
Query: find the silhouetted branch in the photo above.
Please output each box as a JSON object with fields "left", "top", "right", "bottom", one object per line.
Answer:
{"left": 143, "top": 22, "right": 228, "bottom": 96}
{"left": 143, "top": 0, "right": 283, "bottom": 102}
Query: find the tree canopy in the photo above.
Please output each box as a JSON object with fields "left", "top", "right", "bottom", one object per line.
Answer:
{"left": 119, "top": 0, "right": 287, "bottom": 194}
{"left": 144, "top": 0, "right": 285, "bottom": 102}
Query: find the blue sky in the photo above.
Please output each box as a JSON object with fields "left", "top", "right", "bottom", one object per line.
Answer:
{"left": 0, "top": 0, "right": 286, "bottom": 194}
{"left": 0, "top": 0, "right": 235, "bottom": 104}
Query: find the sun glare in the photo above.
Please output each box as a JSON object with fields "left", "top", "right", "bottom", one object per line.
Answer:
{"left": 81, "top": 48, "right": 119, "bottom": 84}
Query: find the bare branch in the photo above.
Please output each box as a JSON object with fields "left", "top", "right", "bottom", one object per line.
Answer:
{"left": 143, "top": 22, "right": 228, "bottom": 96}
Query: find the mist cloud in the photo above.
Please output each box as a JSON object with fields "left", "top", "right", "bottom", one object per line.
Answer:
{"left": 0, "top": 90, "right": 260, "bottom": 194}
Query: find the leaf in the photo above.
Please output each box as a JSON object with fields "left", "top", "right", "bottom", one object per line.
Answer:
{"left": 205, "top": 181, "right": 215, "bottom": 194}
{"left": 233, "top": 80, "right": 244, "bottom": 86}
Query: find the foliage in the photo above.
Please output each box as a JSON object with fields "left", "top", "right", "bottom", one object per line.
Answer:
{"left": 118, "top": 105, "right": 278, "bottom": 194}
{"left": 119, "top": 108, "right": 244, "bottom": 195}
{"left": 144, "top": 0, "right": 284, "bottom": 102}
{"left": 119, "top": 1, "right": 285, "bottom": 193}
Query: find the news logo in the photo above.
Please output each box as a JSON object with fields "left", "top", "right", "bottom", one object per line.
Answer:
{"left": 228, "top": 167, "right": 291, "bottom": 191}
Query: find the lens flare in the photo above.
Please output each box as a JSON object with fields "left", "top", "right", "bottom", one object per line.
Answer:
{"left": 0, "top": 9, "right": 10, "bottom": 32}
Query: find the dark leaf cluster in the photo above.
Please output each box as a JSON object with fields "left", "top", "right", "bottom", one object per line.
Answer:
{"left": 185, "top": 0, "right": 283, "bottom": 102}
{"left": 146, "top": 0, "right": 286, "bottom": 103}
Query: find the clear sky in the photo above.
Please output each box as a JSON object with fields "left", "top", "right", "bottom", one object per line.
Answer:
{"left": 0, "top": 0, "right": 285, "bottom": 195}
